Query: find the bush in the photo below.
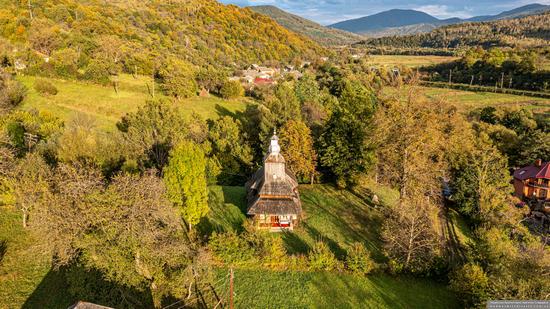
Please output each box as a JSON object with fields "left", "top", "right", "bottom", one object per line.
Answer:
{"left": 34, "top": 79, "right": 58, "bottom": 96}
{"left": 1, "top": 75, "right": 27, "bottom": 110}
{"left": 308, "top": 241, "right": 340, "bottom": 272}
{"left": 208, "top": 231, "right": 255, "bottom": 265}
{"left": 220, "top": 80, "right": 244, "bottom": 99}
{"left": 346, "top": 242, "right": 375, "bottom": 275}
{"left": 449, "top": 263, "right": 489, "bottom": 308}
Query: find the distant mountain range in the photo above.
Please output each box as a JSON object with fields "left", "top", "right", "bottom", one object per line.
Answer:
{"left": 249, "top": 5, "right": 363, "bottom": 46}
{"left": 330, "top": 3, "right": 550, "bottom": 37}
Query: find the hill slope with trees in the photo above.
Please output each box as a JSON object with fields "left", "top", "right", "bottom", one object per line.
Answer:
{"left": 249, "top": 5, "right": 364, "bottom": 46}
{"left": 0, "top": 0, "right": 324, "bottom": 81}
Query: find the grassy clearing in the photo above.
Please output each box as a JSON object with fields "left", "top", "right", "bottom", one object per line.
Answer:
{"left": 16, "top": 75, "right": 250, "bottom": 132}
{"left": 216, "top": 268, "right": 459, "bottom": 308}
{"left": 0, "top": 206, "right": 71, "bottom": 309}
{"left": 367, "top": 55, "right": 458, "bottom": 68}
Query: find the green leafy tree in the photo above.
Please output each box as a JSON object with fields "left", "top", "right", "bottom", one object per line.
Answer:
{"left": 220, "top": 80, "right": 244, "bottom": 99}
{"left": 318, "top": 80, "right": 376, "bottom": 188}
{"left": 450, "top": 138, "right": 511, "bottom": 224}
{"left": 117, "top": 99, "right": 186, "bottom": 169}
{"left": 449, "top": 264, "right": 489, "bottom": 308}
{"left": 163, "top": 141, "right": 209, "bottom": 228}
{"left": 295, "top": 73, "right": 320, "bottom": 104}
{"left": 209, "top": 116, "right": 252, "bottom": 184}
{"left": 157, "top": 57, "right": 197, "bottom": 99}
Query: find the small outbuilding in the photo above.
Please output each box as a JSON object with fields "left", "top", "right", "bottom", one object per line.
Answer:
{"left": 245, "top": 131, "right": 302, "bottom": 231}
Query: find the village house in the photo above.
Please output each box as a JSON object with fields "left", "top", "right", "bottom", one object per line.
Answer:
{"left": 513, "top": 159, "right": 550, "bottom": 201}
{"left": 245, "top": 131, "right": 302, "bottom": 231}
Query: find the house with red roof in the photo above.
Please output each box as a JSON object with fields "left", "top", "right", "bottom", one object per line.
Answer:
{"left": 513, "top": 159, "right": 550, "bottom": 201}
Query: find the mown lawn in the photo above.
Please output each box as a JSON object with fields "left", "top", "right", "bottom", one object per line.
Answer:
{"left": 214, "top": 268, "right": 459, "bottom": 309}
{"left": 0, "top": 206, "right": 72, "bottom": 309}
{"left": 16, "top": 74, "right": 250, "bottom": 132}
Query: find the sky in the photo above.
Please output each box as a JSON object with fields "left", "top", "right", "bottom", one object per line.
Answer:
{"left": 218, "top": 0, "right": 550, "bottom": 25}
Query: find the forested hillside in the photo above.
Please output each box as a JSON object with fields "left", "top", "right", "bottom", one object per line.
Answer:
{"left": 358, "top": 11, "right": 550, "bottom": 49}
{"left": 0, "top": 0, "right": 324, "bottom": 80}
{"left": 249, "top": 5, "right": 363, "bottom": 46}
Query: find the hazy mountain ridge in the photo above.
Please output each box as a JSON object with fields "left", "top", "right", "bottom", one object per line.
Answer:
{"left": 356, "top": 11, "right": 550, "bottom": 49}
{"left": 249, "top": 5, "right": 364, "bottom": 46}
{"left": 330, "top": 3, "right": 550, "bottom": 37}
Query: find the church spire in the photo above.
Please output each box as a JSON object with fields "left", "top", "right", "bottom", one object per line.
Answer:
{"left": 269, "top": 128, "right": 280, "bottom": 155}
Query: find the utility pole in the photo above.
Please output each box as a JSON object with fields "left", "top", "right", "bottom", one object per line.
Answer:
{"left": 448, "top": 69, "right": 452, "bottom": 85}
{"left": 28, "top": 0, "right": 33, "bottom": 20}
{"left": 229, "top": 268, "right": 234, "bottom": 309}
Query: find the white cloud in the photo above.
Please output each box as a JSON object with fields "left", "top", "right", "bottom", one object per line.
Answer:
{"left": 414, "top": 5, "right": 473, "bottom": 19}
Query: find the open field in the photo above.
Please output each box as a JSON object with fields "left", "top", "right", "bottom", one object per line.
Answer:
{"left": 16, "top": 75, "right": 250, "bottom": 131}
{"left": 366, "top": 55, "right": 459, "bottom": 68}
{"left": 383, "top": 86, "right": 550, "bottom": 113}
{"left": 225, "top": 268, "right": 459, "bottom": 308}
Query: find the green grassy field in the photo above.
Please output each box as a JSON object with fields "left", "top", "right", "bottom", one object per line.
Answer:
{"left": 226, "top": 269, "right": 459, "bottom": 309}
{"left": 367, "top": 55, "right": 458, "bottom": 68}
{"left": 17, "top": 75, "right": 250, "bottom": 131}
{"left": 383, "top": 86, "right": 550, "bottom": 112}
{"left": 0, "top": 206, "right": 72, "bottom": 309}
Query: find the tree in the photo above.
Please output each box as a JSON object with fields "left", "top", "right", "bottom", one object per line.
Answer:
{"left": 13, "top": 153, "right": 51, "bottom": 227}
{"left": 318, "top": 80, "right": 377, "bottom": 188}
{"left": 449, "top": 264, "right": 489, "bottom": 308}
{"left": 381, "top": 199, "right": 440, "bottom": 273}
{"left": 195, "top": 67, "right": 226, "bottom": 94}
{"left": 295, "top": 73, "right": 320, "bottom": 104}
{"left": 449, "top": 137, "right": 511, "bottom": 224}
{"left": 279, "top": 120, "right": 317, "bottom": 183}
{"left": 35, "top": 164, "right": 199, "bottom": 307}
{"left": 208, "top": 116, "right": 252, "bottom": 184}
{"left": 374, "top": 91, "right": 447, "bottom": 200}
{"left": 219, "top": 80, "right": 244, "bottom": 99}
{"left": 157, "top": 58, "right": 197, "bottom": 99}
{"left": 117, "top": 99, "right": 186, "bottom": 169}
{"left": 163, "top": 141, "right": 209, "bottom": 229}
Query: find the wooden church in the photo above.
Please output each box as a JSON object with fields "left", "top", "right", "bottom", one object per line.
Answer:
{"left": 245, "top": 131, "right": 302, "bottom": 231}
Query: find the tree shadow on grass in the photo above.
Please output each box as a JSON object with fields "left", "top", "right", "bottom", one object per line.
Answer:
{"left": 215, "top": 104, "right": 237, "bottom": 119}
{"left": 0, "top": 240, "right": 6, "bottom": 265}
{"left": 22, "top": 264, "right": 155, "bottom": 309}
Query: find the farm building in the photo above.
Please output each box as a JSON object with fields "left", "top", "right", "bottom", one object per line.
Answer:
{"left": 245, "top": 131, "right": 302, "bottom": 231}
{"left": 513, "top": 159, "right": 550, "bottom": 201}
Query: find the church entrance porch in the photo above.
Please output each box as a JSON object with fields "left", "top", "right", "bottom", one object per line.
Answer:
{"left": 256, "top": 214, "right": 297, "bottom": 231}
